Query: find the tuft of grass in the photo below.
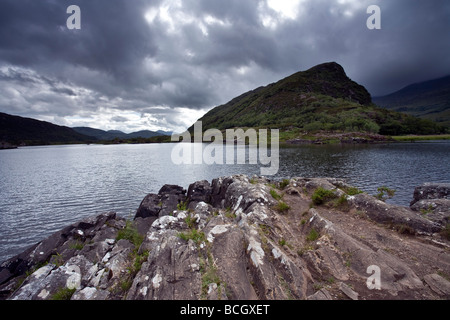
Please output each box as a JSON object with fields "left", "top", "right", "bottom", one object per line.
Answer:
{"left": 132, "top": 250, "right": 149, "bottom": 274}
{"left": 440, "top": 224, "right": 450, "bottom": 240}
{"left": 420, "top": 204, "right": 434, "bottom": 216}
{"left": 306, "top": 228, "right": 320, "bottom": 242}
{"left": 279, "top": 179, "right": 290, "bottom": 189}
{"left": 177, "top": 228, "right": 206, "bottom": 245}
{"left": 69, "top": 240, "right": 84, "bottom": 251}
{"left": 225, "top": 210, "right": 236, "bottom": 219}
{"left": 336, "top": 195, "right": 348, "bottom": 205}
{"left": 333, "top": 195, "right": 350, "bottom": 211}
{"left": 375, "top": 186, "right": 396, "bottom": 201}
{"left": 270, "top": 188, "right": 282, "bottom": 200}
{"left": 117, "top": 220, "right": 144, "bottom": 248}
{"left": 177, "top": 200, "right": 188, "bottom": 211}
{"left": 312, "top": 187, "right": 337, "bottom": 205}
{"left": 119, "top": 279, "right": 133, "bottom": 292}
{"left": 199, "top": 253, "right": 223, "bottom": 299}
{"left": 51, "top": 287, "right": 76, "bottom": 300}
{"left": 342, "top": 186, "right": 363, "bottom": 196}
{"left": 50, "top": 252, "right": 64, "bottom": 267}
{"left": 184, "top": 214, "right": 197, "bottom": 229}
{"left": 275, "top": 201, "right": 290, "bottom": 214}
{"left": 437, "top": 270, "right": 450, "bottom": 282}
{"left": 393, "top": 224, "right": 415, "bottom": 235}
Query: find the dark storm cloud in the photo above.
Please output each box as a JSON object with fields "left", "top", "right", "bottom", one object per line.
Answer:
{"left": 0, "top": 0, "right": 449, "bottom": 132}
{"left": 0, "top": 1, "right": 157, "bottom": 82}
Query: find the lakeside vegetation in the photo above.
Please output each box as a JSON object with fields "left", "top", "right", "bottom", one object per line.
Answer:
{"left": 391, "top": 134, "right": 450, "bottom": 142}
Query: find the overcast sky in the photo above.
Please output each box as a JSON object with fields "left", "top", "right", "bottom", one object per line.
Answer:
{"left": 0, "top": 0, "right": 449, "bottom": 133}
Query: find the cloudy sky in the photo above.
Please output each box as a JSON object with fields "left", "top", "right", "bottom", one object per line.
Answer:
{"left": 0, "top": 0, "right": 449, "bottom": 133}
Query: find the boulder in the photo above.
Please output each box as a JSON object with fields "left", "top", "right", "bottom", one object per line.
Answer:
{"left": 410, "top": 183, "right": 450, "bottom": 206}
{"left": 0, "top": 212, "right": 117, "bottom": 288}
{"left": 135, "top": 184, "right": 186, "bottom": 219}
{"left": 158, "top": 184, "right": 187, "bottom": 217}
{"left": 349, "top": 193, "right": 441, "bottom": 234}
{"left": 187, "top": 180, "right": 212, "bottom": 209}
{"left": 410, "top": 183, "right": 450, "bottom": 228}
{"left": 135, "top": 193, "right": 161, "bottom": 219}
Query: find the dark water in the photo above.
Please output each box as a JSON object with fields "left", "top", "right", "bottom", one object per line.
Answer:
{"left": 1, "top": 141, "right": 449, "bottom": 263}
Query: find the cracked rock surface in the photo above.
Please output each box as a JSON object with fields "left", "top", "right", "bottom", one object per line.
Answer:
{"left": 1, "top": 175, "right": 449, "bottom": 300}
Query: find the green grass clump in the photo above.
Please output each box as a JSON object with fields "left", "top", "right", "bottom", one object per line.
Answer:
{"left": 275, "top": 201, "right": 290, "bottom": 214}
{"left": 279, "top": 179, "right": 290, "bottom": 189}
{"left": 51, "top": 287, "right": 76, "bottom": 300}
{"left": 177, "top": 228, "right": 206, "bottom": 245}
{"left": 117, "top": 220, "right": 144, "bottom": 248}
{"left": 184, "top": 214, "right": 197, "bottom": 229}
{"left": 177, "top": 200, "right": 188, "bottom": 211}
{"left": 270, "top": 188, "right": 282, "bottom": 200}
{"left": 343, "top": 186, "right": 364, "bottom": 196}
{"left": 375, "top": 186, "right": 396, "bottom": 202}
{"left": 440, "top": 224, "right": 450, "bottom": 241}
{"left": 333, "top": 194, "right": 351, "bottom": 211}
{"left": 392, "top": 134, "right": 450, "bottom": 142}
{"left": 69, "top": 240, "right": 84, "bottom": 250}
{"left": 312, "top": 187, "right": 337, "bottom": 205}
{"left": 306, "top": 228, "right": 320, "bottom": 242}
{"left": 393, "top": 224, "right": 415, "bottom": 235}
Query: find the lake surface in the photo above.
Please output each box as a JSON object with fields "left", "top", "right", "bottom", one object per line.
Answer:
{"left": 1, "top": 141, "right": 449, "bottom": 263}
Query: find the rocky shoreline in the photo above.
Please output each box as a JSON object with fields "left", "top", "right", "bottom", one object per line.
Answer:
{"left": 0, "top": 175, "right": 449, "bottom": 300}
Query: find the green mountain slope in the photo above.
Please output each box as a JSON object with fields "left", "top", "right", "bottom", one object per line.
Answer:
{"left": 0, "top": 112, "right": 94, "bottom": 146}
{"left": 373, "top": 75, "right": 450, "bottom": 126}
{"left": 193, "top": 62, "right": 447, "bottom": 138}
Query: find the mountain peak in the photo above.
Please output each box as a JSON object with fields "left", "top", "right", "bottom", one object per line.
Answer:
{"left": 306, "top": 61, "right": 346, "bottom": 74}
{"left": 302, "top": 62, "right": 354, "bottom": 85}
{"left": 277, "top": 61, "right": 371, "bottom": 105}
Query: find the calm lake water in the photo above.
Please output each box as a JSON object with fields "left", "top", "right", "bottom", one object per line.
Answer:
{"left": 1, "top": 141, "right": 449, "bottom": 263}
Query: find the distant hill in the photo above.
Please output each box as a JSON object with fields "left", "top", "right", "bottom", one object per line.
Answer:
{"left": 0, "top": 112, "right": 172, "bottom": 147}
{"left": 127, "top": 130, "right": 172, "bottom": 139}
{"left": 373, "top": 75, "right": 450, "bottom": 126}
{"left": 0, "top": 112, "right": 94, "bottom": 146}
{"left": 72, "top": 127, "right": 172, "bottom": 140}
{"left": 193, "top": 62, "right": 447, "bottom": 137}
